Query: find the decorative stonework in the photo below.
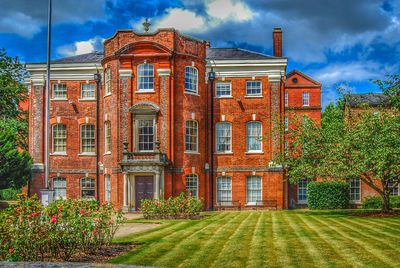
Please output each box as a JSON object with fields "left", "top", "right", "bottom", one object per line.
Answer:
{"left": 216, "top": 166, "right": 278, "bottom": 172}
{"left": 33, "top": 86, "right": 43, "bottom": 162}
{"left": 270, "top": 82, "right": 281, "bottom": 159}
{"left": 121, "top": 165, "right": 164, "bottom": 173}
{"left": 121, "top": 77, "right": 129, "bottom": 142}
{"left": 160, "top": 76, "right": 168, "bottom": 153}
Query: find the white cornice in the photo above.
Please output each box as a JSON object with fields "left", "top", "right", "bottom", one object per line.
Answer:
{"left": 26, "top": 62, "right": 103, "bottom": 81}
{"left": 157, "top": 68, "right": 171, "bottom": 77}
{"left": 119, "top": 69, "right": 133, "bottom": 77}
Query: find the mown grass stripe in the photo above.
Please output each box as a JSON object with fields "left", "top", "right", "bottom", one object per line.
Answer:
{"left": 182, "top": 212, "right": 250, "bottom": 268}
{"left": 341, "top": 217, "right": 400, "bottom": 240}
{"left": 311, "top": 215, "right": 394, "bottom": 268}
{"left": 210, "top": 212, "right": 260, "bottom": 268}
{"left": 246, "top": 211, "right": 267, "bottom": 268}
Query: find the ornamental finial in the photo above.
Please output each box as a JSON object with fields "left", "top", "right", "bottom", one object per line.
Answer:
{"left": 142, "top": 18, "right": 151, "bottom": 33}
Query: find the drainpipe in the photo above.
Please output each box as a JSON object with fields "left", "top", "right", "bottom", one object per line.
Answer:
{"left": 94, "top": 71, "right": 102, "bottom": 201}
{"left": 208, "top": 68, "right": 216, "bottom": 210}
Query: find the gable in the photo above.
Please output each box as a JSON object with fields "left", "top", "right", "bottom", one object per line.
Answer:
{"left": 286, "top": 70, "right": 321, "bottom": 87}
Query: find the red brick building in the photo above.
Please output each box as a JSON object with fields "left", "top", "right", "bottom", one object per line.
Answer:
{"left": 26, "top": 27, "right": 322, "bottom": 210}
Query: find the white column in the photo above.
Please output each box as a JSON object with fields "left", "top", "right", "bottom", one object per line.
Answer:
{"left": 155, "top": 172, "right": 160, "bottom": 199}
{"left": 123, "top": 173, "right": 128, "bottom": 211}
{"left": 128, "top": 175, "right": 131, "bottom": 208}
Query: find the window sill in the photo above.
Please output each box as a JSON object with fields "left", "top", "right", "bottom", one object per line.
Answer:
{"left": 185, "top": 151, "right": 200, "bottom": 155}
{"left": 302, "top": 105, "right": 310, "bottom": 107}
{"left": 244, "top": 95, "right": 263, "bottom": 98}
{"left": 104, "top": 93, "right": 112, "bottom": 98}
{"left": 78, "top": 153, "right": 96, "bottom": 156}
{"left": 51, "top": 98, "right": 68, "bottom": 101}
{"left": 245, "top": 151, "right": 264, "bottom": 155}
{"left": 50, "top": 152, "right": 67, "bottom": 156}
{"left": 245, "top": 203, "right": 257, "bottom": 206}
{"left": 349, "top": 200, "right": 361, "bottom": 204}
{"left": 78, "top": 98, "right": 96, "bottom": 102}
{"left": 297, "top": 201, "right": 307, "bottom": 205}
{"left": 136, "top": 90, "right": 155, "bottom": 94}
{"left": 185, "top": 91, "right": 200, "bottom": 96}
{"left": 104, "top": 152, "right": 111, "bottom": 155}
{"left": 215, "top": 152, "right": 233, "bottom": 155}
{"left": 215, "top": 96, "right": 233, "bottom": 99}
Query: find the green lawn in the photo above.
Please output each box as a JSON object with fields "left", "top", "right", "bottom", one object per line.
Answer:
{"left": 111, "top": 210, "right": 400, "bottom": 268}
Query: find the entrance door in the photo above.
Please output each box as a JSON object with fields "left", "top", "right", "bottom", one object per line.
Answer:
{"left": 135, "top": 176, "right": 154, "bottom": 210}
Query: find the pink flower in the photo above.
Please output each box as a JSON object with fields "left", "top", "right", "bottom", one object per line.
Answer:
{"left": 50, "top": 215, "right": 57, "bottom": 223}
{"left": 8, "top": 248, "right": 14, "bottom": 254}
{"left": 92, "top": 230, "right": 98, "bottom": 234}
{"left": 80, "top": 209, "right": 85, "bottom": 214}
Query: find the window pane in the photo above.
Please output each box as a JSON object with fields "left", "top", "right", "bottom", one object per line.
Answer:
{"left": 349, "top": 178, "right": 361, "bottom": 201}
{"left": 246, "top": 81, "right": 261, "bottom": 96}
{"left": 105, "top": 68, "right": 111, "bottom": 94}
{"left": 186, "top": 174, "right": 198, "bottom": 198}
{"left": 138, "top": 64, "right": 154, "bottom": 91}
{"left": 105, "top": 122, "right": 111, "bottom": 152}
{"left": 216, "top": 123, "right": 231, "bottom": 152}
{"left": 217, "top": 176, "right": 232, "bottom": 202}
{"left": 81, "top": 124, "right": 95, "bottom": 153}
{"left": 81, "top": 83, "right": 96, "bottom": 99}
{"left": 53, "top": 84, "right": 67, "bottom": 99}
{"left": 247, "top": 176, "right": 262, "bottom": 203}
{"left": 216, "top": 82, "right": 231, "bottom": 97}
{"left": 302, "top": 92, "right": 309, "bottom": 106}
{"left": 185, "top": 67, "right": 198, "bottom": 94}
{"left": 247, "top": 122, "right": 262, "bottom": 151}
{"left": 53, "top": 124, "right": 66, "bottom": 153}
{"left": 138, "top": 119, "right": 154, "bottom": 151}
{"left": 81, "top": 177, "right": 95, "bottom": 199}
{"left": 53, "top": 177, "right": 67, "bottom": 200}
{"left": 185, "top": 120, "right": 198, "bottom": 152}
{"left": 298, "top": 179, "right": 308, "bottom": 202}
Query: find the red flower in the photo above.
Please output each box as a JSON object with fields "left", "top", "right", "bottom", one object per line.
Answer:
{"left": 50, "top": 215, "right": 57, "bottom": 223}
{"left": 8, "top": 248, "right": 14, "bottom": 254}
{"left": 80, "top": 209, "right": 85, "bottom": 214}
{"left": 108, "top": 220, "right": 113, "bottom": 225}
{"left": 92, "top": 230, "right": 98, "bottom": 234}
{"left": 82, "top": 230, "right": 87, "bottom": 234}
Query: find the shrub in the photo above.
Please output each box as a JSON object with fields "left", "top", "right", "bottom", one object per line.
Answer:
{"left": 0, "top": 188, "right": 21, "bottom": 200}
{"left": 141, "top": 192, "right": 203, "bottom": 219}
{"left": 362, "top": 196, "right": 400, "bottom": 209}
{"left": 307, "top": 181, "right": 350, "bottom": 209}
{"left": 0, "top": 194, "right": 123, "bottom": 261}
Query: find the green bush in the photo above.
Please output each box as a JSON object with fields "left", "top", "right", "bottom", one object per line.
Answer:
{"left": 141, "top": 192, "right": 203, "bottom": 219}
{"left": 0, "top": 188, "right": 21, "bottom": 200}
{"left": 307, "top": 181, "right": 350, "bottom": 209}
{"left": 362, "top": 195, "right": 400, "bottom": 209}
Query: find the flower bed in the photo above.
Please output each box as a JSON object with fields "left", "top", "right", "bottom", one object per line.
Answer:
{"left": 0, "top": 194, "right": 123, "bottom": 262}
{"left": 141, "top": 192, "right": 203, "bottom": 219}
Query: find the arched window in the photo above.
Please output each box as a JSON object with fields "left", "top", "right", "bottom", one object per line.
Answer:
{"left": 80, "top": 124, "right": 95, "bottom": 153}
{"left": 186, "top": 174, "right": 198, "bottom": 198}
{"left": 53, "top": 177, "right": 66, "bottom": 200}
{"left": 81, "top": 177, "right": 95, "bottom": 199}
{"left": 185, "top": 120, "right": 198, "bottom": 152}
{"left": 216, "top": 122, "right": 232, "bottom": 153}
{"left": 138, "top": 63, "right": 154, "bottom": 91}
{"left": 52, "top": 124, "right": 67, "bottom": 153}
{"left": 105, "top": 175, "right": 111, "bottom": 202}
{"left": 246, "top": 176, "right": 262, "bottom": 204}
{"left": 246, "top": 121, "right": 262, "bottom": 152}
{"left": 104, "top": 121, "right": 111, "bottom": 153}
{"left": 216, "top": 176, "right": 232, "bottom": 202}
{"left": 185, "top": 66, "right": 198, "bottom": 94}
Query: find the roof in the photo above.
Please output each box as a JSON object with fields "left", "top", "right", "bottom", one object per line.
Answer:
{"left": 286, "top": 69, "right": 321, "bottom": 86}
{"left": 206, "top": 48, "right": 277, "bottom": 60}
{"left": 51, "top": 52, "right": 103, "bottom": 64}
{"left": 347, "top": 93, "right": 390, "bottom": 107}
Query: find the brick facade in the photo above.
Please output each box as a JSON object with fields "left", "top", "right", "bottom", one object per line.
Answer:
{"left": 26, "top": 28, "right": 325, "bottom": 210}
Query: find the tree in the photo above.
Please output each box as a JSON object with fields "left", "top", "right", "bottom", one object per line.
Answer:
{"left": 279, "top": 85, "right": 400, "bottom": 213}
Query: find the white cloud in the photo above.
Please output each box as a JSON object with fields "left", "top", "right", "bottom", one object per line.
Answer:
{"left": 206, "top": 0, "right": 252, "bottom": 21}
{"left": 57, "top": 37, "right": 104, "bottom": 57}
{"left": 151, "top": 8, "right": 207, "bottom": 32}
{"left": 0, "top": 12, "right": 41, "bottom": 38}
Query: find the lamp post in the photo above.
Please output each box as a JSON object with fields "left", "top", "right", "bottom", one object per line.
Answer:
{"left": 208, "top": 68, "right": 216, "bottom": 210}
{"left": 94, "top": 71, "right": 102, "bottom": 200}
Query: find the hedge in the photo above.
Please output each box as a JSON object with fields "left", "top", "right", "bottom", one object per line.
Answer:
{"left": 307, "top": 181, "right": 350, "bottom": 209}
{"left": 362, "top": 196, "right": 400, "bottom": 209}
{"left": 0, "top": 188, "right": 20, "bottom": 200}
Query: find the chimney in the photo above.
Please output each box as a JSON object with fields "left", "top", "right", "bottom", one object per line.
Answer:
{"left": 273, "top": 27, "right": 282, "bottom": 57}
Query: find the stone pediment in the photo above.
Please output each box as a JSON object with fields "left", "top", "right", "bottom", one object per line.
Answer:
{"left": 130, "top": 101, "right": 160, "bottom": 115}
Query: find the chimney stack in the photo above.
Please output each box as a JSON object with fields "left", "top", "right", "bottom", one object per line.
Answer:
{"left": 273, "top": 27, "right": 282, "bottom": 57}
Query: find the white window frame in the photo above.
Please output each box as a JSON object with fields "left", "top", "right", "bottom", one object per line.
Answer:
{"left": 246, "top": 176, "right": 262, "bottom": 205}
{"left": 298, "top": 179, "right": 308, "bottom": 204}
{"left": 136, "top": 117, "right": 156, "bottom": 152}
{"left": 105, "top": 68, "right": 111, "bottom": 95}
{"left": 104, "top": 121, "right": 111, "bottom": 154}
{"left": 388, "top": 181, "right": 399, "bottom": 196}
{"left": 185, "top": 66, "right": 198, "bottom": 94}
{"left": 246, "top": 121, "right": 262, "bottom": 152}
{"left": 185, "top": 120, "right": 198, "bottom": 153}
{"left": 81, "top": 177, "right": 95, "bottom": 199}
{"left": 216, "top": 122, "right": 232, "bottom": 153}
{"left": 285, "top": 91, "right": 288, "bottom": 107}
{"left": 52, "top": 124, "right": 67, "bottom": 153}
{"left": 186, "top": 174, "right": 198, "bottom": 198}
{"left": 217, "top": 176, "right": 232, "bottom": 202}
{"left": 81, "top": 83, "right": 96, "bottom": 100}
{"left": 53, "top": 177, "right": 67, "bottom": 200}
{"left": 80, "top": 124, "right": 95, "bottom": 154}
{"left": 137, "top": 63, "right": 154, "bottom": 92}
{"left": 215, "top": 82, "right": 232, "bottom": 98}
{"left": 284, "top": 116, "right": 289, "bottom": 132}
{"left": 246, "top": 81, "right": 262, "bottom": 96}
{"left": 349, "top": 178, "right": 361, "bottom": 202}
{"left": 302, "top": 92, "right": 310, "bottom": 107}
{"left": 52, "top": 83, "right": 67, "bottom": 100}
{"left": 105, "top": 175, "right": 111, "bottom": 202}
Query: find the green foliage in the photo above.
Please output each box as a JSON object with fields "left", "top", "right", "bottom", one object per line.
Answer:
{"left": 141, "top": 192, "right": 203, "bottom": 219}
{"left": 307, "top": 181, "right": 350, "bottom": 209}
{"left": 362, "top": 196, "right": 400, "bottom": 209}
{"left": 0, "top": 125, "right": 32, "bottom": 189}
{"left": 0, "top": 195, "right": 123, "bottom": 261}
{"left": 374, "top": 74, "right": 400, "bottom": 108}
{"left": 0, "top": 188, "right": 21, "bottom": 200}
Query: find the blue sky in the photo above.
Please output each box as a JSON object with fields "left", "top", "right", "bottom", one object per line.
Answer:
{"left": 1, "top": 0, "right": 399, "bottom": 107}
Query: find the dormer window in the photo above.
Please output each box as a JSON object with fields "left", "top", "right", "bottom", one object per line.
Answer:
{"left": 138, "top": 63, "right": 154, "bottom": 91}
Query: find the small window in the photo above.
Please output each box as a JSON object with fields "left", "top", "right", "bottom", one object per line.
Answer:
{"left": 217, "top": 176, "right": 232, "bottom": 202}
{"left": 81, "top": 177, "right": 95, "bottom": 199}
{"left": 105, "top": 175, "right": 111, "bottom": 202}
{"left": 81, "top": 83, "right": 96, "bottom": 99}
{"left": 349, "top": 178, "right": 361, "bottom": 201}
{"left": 247, "top": 176, "right": 262, "bottom": 204}
{"left": 138, "top": 64, "right": 154, "bottom": 91}
{"left": 138, "top": 119, "right": 154, "bottom": 151}
{"left": 52, "top": 124, "right": 67, "bottom": 153}
{"left": 284, "top": 116, "right": 289, "bottom": 132}
{"left": 284, "top": 140, "right": 289, "bottom": 156}
{"left": 246, "top": 81, "right": 262, "bottom": 96}
{"left": 302, "top": 92, "right": 310, "bottom": 106}
{"left": 81, "top": 124, "right": 95, "bottom": 153}
{"left": 52, "top": 83, "right": 67, "bottom": 99}
{"left": 216, "top": 82, "right": 231, "bottom": 97}
{"left": 185, "top": 66, "right": 198, "bottom": 94}
{"left": 53, "top": 177, "right": 66, "bottom": 200}
{"left": 186, "top": 174, "right": 198, "bottom": 198}
{"left": 104, "top": 121, "right": 111, "bottom": 153}
{"left": 388, "top": 181, "right": 399, "bottom": 196}
{"left": 216, "top": 122, "right": 232, "bottom": 153}
{"left": 284, "top": 92, "right": 288, "bottom": 107}
{"left": 298, "top": 179, "right": 308, "bottom": 204}
{"left": 105, "top": 68, "right": 111, "bottom": 95}
{"left": 185, "top": 120, "right": 198, "bottom": 152}
{"left": 246, "top": 121, "right": 262, "bottom": 152}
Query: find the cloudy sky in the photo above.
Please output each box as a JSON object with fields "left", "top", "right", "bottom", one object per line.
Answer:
{"left": 1, "top": 0, "right": 399, "bottom": 106}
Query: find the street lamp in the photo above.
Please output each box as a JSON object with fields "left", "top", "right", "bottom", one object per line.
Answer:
{"left": 208, "top": 68, "right": 215, "bottom": 210}
{"left": 94, "top": 71, "right": 102, "bottom": 200}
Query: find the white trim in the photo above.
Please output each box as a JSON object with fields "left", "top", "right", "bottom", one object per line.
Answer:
{"left": 119, "top": 69, "right": 132, "bottom": 78}
{"left": 157, "top": 68, "right": 171, "bottom": 77}
{"left": 215, "top": 122, "right": 232, "bottom": 153}
{"left": 185, "top": 120, "right": 199, "bottom": 153}
{"left": 185, "top": 66, "right": 199, "bottom": 95}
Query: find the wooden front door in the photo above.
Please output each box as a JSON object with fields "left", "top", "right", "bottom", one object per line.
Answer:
{"left": 135, "top": 176, "right": 154, "bottom": 210}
